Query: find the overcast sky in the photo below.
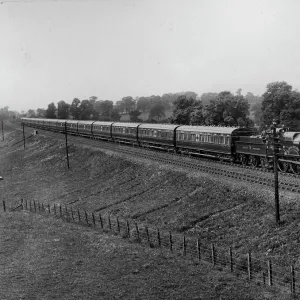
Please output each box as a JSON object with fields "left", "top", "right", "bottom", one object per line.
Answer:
{"left": 1, "top": 0, "right": 300, "bottom": 112}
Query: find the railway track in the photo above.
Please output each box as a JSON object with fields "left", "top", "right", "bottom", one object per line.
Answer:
{"left": 4, "top": 121, "right": 300, "bottom": 194}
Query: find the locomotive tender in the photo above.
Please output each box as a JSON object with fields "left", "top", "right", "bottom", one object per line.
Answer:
{"left": 21, "top": 118, "right": 300, "bottom": 174}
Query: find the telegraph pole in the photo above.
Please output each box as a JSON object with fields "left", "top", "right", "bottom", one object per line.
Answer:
{"left": 1, "top": 120, "right": 4, "bottom": 141}
{"left": 65, "top": 122, "right": 70, "bottom": 169}
{"left": 272, "top": 121, "right": 280, "bottom": 225}
{"left": 22, "top": 123, "right": 25, "bottom": 149}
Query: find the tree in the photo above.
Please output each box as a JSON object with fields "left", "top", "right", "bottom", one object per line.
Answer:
{"left": 109, "top": 109, "right": 121, "bottom": 121}
{"left": 129, "top": 109, "right": 142, "bottom": 122}
{"left": 79, "top": 100, "right": 93, "bottom": 120}
{"left": 250, "top": 102, "right": 262, "bottom": 126}
{"left": 170, "top": 95, "right": 201, "bottom": 125}
{"left": 57, "top": 100, "right": 70, "bottom": 119}
{"left": 261, "top": 81, "right": 293, "bottom": 127}
{"left": 45, "top": 103, "right": 56, "bottom": 119}
{"left": 203, "top": 91, "right": 251, "bottom": 126}
{"left": 137, "top": 97, "right": 151, "bottom": 112}
{"left": 0, "top": 107, "right": 9, "bottom": 120}
{"left": 149, "top": 103, "right": 166, "bottom": 121}
{"left": 200, "top": 93, "right": 218, "bottom": 105}
{"left": 121, "top": 96, "right": 136, "bottom": 113}
{"left": 236, "top": 88, "right": 242, "bottom": 96}
{"left": 70, "top": 98, "right": 81, "bottom": 120}
{"left": 36, "top": 108, "right": 46, "bottom": 118}
{"left": 27, "top": 109, "right": 36, "bottom": 118}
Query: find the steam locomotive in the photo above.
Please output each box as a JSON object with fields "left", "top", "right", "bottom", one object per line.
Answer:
{"left": 21, "top": 118, "right": 300, "bottom": 174}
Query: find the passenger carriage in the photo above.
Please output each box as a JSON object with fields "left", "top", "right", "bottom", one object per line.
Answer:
{"left": 138, "top": 124, "right": 179, "bottom": 150}
{"left": 176, "top": 126, "right": 250, "bottom": 161}
{"left": 111, "top": 122, "right": 139, "bottom": 144}
{"left": 92, "top": 121, "right": 114, "bottom": 140}
{"left": 77, "top": 121, "right": 94, "bottom": 137}
{"left": 65, "top": 120, "right": 79, "bottom": 135}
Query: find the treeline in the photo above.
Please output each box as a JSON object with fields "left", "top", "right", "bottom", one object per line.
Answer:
{"left": 18, "top": 81, "right": 300, "bottom": 131}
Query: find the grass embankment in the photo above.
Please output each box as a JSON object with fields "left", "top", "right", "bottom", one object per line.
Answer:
{"left": 0, "top": 211, "right": 277, "bottom": 300}
{"left": 0, "top": 126, "right": 298, "bottom": 299}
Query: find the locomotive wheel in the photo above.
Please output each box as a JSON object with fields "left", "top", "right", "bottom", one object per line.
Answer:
{"left": 249, "top": 156, "right": 259, "bottom": 167}
{"left": 241, "top": 155, "right": 248, "bottom": 166}
{"left": 290, "top": 162, "right": 300, "bottom": 174}
{"left": 277, "top": 161, "right": 289, "bottom": 173}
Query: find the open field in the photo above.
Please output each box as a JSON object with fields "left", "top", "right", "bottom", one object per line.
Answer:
{"left": 0, "top": 123, "right": 299, "bottom": 299}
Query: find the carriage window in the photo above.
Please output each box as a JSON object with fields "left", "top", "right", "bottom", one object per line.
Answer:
{"left": 192, "top": 134, "right": 196, "bottom": 141}
{"left": 196, "top": 134, "right": 199, "bottom": 142}
{"left": 154, "top": 130, "right": 157, "bottom": 137}
{"left": 225, "top": 135, "right": 229, "bottom": 145}
{"left": 157, "top": 130, "right": 161, "bottom": 137}
{"left": 181, "top": 133, "right": 185, "bottom": 140}
{"left": 219, "top": 136, "right": 224, "bottom": 144}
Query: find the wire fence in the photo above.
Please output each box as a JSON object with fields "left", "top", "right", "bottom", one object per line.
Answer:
{"left": 2, "top": 199, "right": 299, "bottom": 297}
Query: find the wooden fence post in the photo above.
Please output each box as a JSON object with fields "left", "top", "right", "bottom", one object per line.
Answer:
{"left": 268, "top": 260, "right": 273, "bottom": 286}
{"left": 126, "top": 220, "right": 130, "bottom": 237}
{"left": 71, "top": 208, "right": 74, "bottom": 221}
{"left": 42, "top": 203, "right": 44, "bottom": 212}
{"left": 25, "top": 199, "right": 28, "bottom": 210}
{"left": 229, "top": 247, "right": 233, "bottom": 272}
{"left": 85, "top": 211, "right": 89, "bottom": 225}
{"left": 117, "top": 217, "right": 120, "bottom": 233}
{"left": 108, "top": 215, "right": 111, "bottom": 230}
{"left": 263, "top": 272, "right": 266, "bottom": 285}
{"left": 77, "top": 209, "right": 81, "bottom": 221}
{"left": 48, "top": 204, "right": 51, "bottom": 214}
{"left": 197, "top": 239, "right": 201, "bottom": 261}
{"left": 211, "top": 244, "right": 215, "bottom": 266}
{"left": 157, "top": 228, "right": 161, "bottom": 247}
{"left": 247, "top": 252, "right": 252, "bottom": 280}
{"left": 29, "top": 200, "right": 32, "bottom": 211}
{"left": 135, "top": 223, "right": 140, "bottom": 242}
{"left": 34, "top": 201, "right": 37, "bottom": 212}
{"left": 2, "top": 200, "right": 6, "bottom": 212}
{"left": 183, "top": 235, "right": 186, "bottom": 256}
{"left": 169, "top": 232, "right": 173, "bottom": 252}
{"left": 92, "top": 213, "right": 96, "bottom": 227}
{"left": 59, "top": 205, "right": 62, "bottom": 216}
{"left": 99, "top": 213, "right": 103, "bottom": 228}
{"left": 145, "top": 226, "right": 150, "bottom": 245}
{"left": 53, "top": 204, "right": 56, "bottom": 215}
{"left": 291, "top": 265, "right": 295, "bottom": 295}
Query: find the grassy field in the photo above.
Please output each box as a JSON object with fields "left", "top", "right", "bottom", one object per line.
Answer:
{"left": 0, "top": 123, "right": 298, "bottom": 299}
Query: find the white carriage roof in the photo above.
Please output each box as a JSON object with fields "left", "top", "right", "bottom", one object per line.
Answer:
{"left": 177, "top": 125, "right": 241, "bottom": 135}
{"left": 93, "top": 121, "right": 115, "bottom": 126}
{"left": 139, "top": 124, "right": 179, "bottom": 130}
{"left": 66, "top": 120, "right": 79, "bottom": 124}
{"left": 77, "top": 120, "right": 95, "bottom": 125}
{"left": 112, "top": 122, "right": 141, "bottom": 128}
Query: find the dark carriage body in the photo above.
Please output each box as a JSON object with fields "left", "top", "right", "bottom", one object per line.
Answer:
{"left": 111, "top": 122, "right": 139, "bottom": 144}
{"left": 175, "top": 125, "right": 250, "bottom": 159}
{"left": 77, "top": 121, "right": 94, "bottom": 136}
{"left": 92, "top": 121, "right": 114, "bottom": 139}
{"left": 138, "top": 124, "right": 179, "bottom": 149}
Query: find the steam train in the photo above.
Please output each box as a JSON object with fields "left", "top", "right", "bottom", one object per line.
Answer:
{"left": 21, "top": 118, "right": 300, "bottom": 174}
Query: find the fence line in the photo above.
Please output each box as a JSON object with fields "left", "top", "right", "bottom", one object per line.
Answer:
{"left": 3, "top": 199, "right": 299, "bottom": 296}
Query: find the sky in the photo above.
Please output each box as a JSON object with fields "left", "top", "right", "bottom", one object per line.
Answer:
{"left": 1, "top": 0, "right": 300, "bottom": 112}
